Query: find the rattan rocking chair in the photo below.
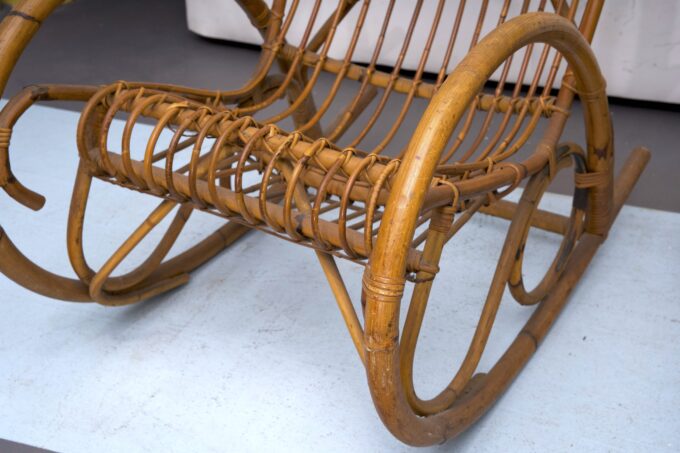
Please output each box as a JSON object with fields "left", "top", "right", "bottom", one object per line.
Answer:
{"left": 0, "top": 0, "right": 649, "bottom": 446}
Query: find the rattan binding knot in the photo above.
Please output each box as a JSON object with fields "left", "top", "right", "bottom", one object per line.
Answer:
{"left": 362, "top": 270, "right": 405, "bottom": 305}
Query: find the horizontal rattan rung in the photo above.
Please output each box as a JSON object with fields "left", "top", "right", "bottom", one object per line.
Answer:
{"left": 480, "top": 199, "right": 569, "bottom": 234}
{"left": 277, "top": 42, "right": 560, "bottom": 118}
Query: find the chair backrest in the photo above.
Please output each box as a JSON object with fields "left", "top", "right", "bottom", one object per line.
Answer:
{"left": 234, "top": 0, "right": 605, "bottom": 159}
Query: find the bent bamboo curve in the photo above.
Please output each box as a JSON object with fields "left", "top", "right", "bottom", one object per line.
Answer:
{"left": 363, "top": 12, "right": 613, "bottom": 445}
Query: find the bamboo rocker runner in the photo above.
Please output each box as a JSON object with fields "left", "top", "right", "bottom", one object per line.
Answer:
{"left": 0, "top": 0, "right": 649, "bottom": 446}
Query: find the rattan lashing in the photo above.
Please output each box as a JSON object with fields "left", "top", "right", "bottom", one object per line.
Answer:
{"left": 0, "top": 0, "right": 649, "bottom": 446}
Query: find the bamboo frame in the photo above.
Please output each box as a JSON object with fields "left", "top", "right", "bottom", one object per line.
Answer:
{"left": 0, "top": 0, "right": 650, "bottom": 446}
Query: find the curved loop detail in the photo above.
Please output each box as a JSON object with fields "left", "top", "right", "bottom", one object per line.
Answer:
{"left": 508, "top": 144, "right": 587, "bottom": 306}
{"left": 363, "top": 12, "right": 613, "bottom": 445}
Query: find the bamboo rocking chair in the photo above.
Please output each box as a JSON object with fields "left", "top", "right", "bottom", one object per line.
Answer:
{"left": 0, "top": 0, "right": 649, "bottom": 446}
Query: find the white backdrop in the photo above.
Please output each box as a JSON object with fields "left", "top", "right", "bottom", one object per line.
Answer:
{"left": 185, "top": 0, "right": 680, "bottom": 104}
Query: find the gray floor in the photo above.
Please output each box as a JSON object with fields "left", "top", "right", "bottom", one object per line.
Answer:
{"left": 1, "top": 0, "right": 678, "bottom": 212}
{"left": 0, "top": 439, "right": 52, "bottom": 453}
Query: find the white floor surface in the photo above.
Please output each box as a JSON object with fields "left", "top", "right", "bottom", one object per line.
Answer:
{"left": 0, "top": 104, "right": 678, "bottom": 452}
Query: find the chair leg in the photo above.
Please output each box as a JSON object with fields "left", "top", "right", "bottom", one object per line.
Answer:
{"left": 318, "top": 253, "right": 366, "bottom": 364}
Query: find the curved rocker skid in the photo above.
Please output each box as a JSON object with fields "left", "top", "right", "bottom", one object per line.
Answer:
{"left": 362, "top": 13, "right": 614, "bottom": 445}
